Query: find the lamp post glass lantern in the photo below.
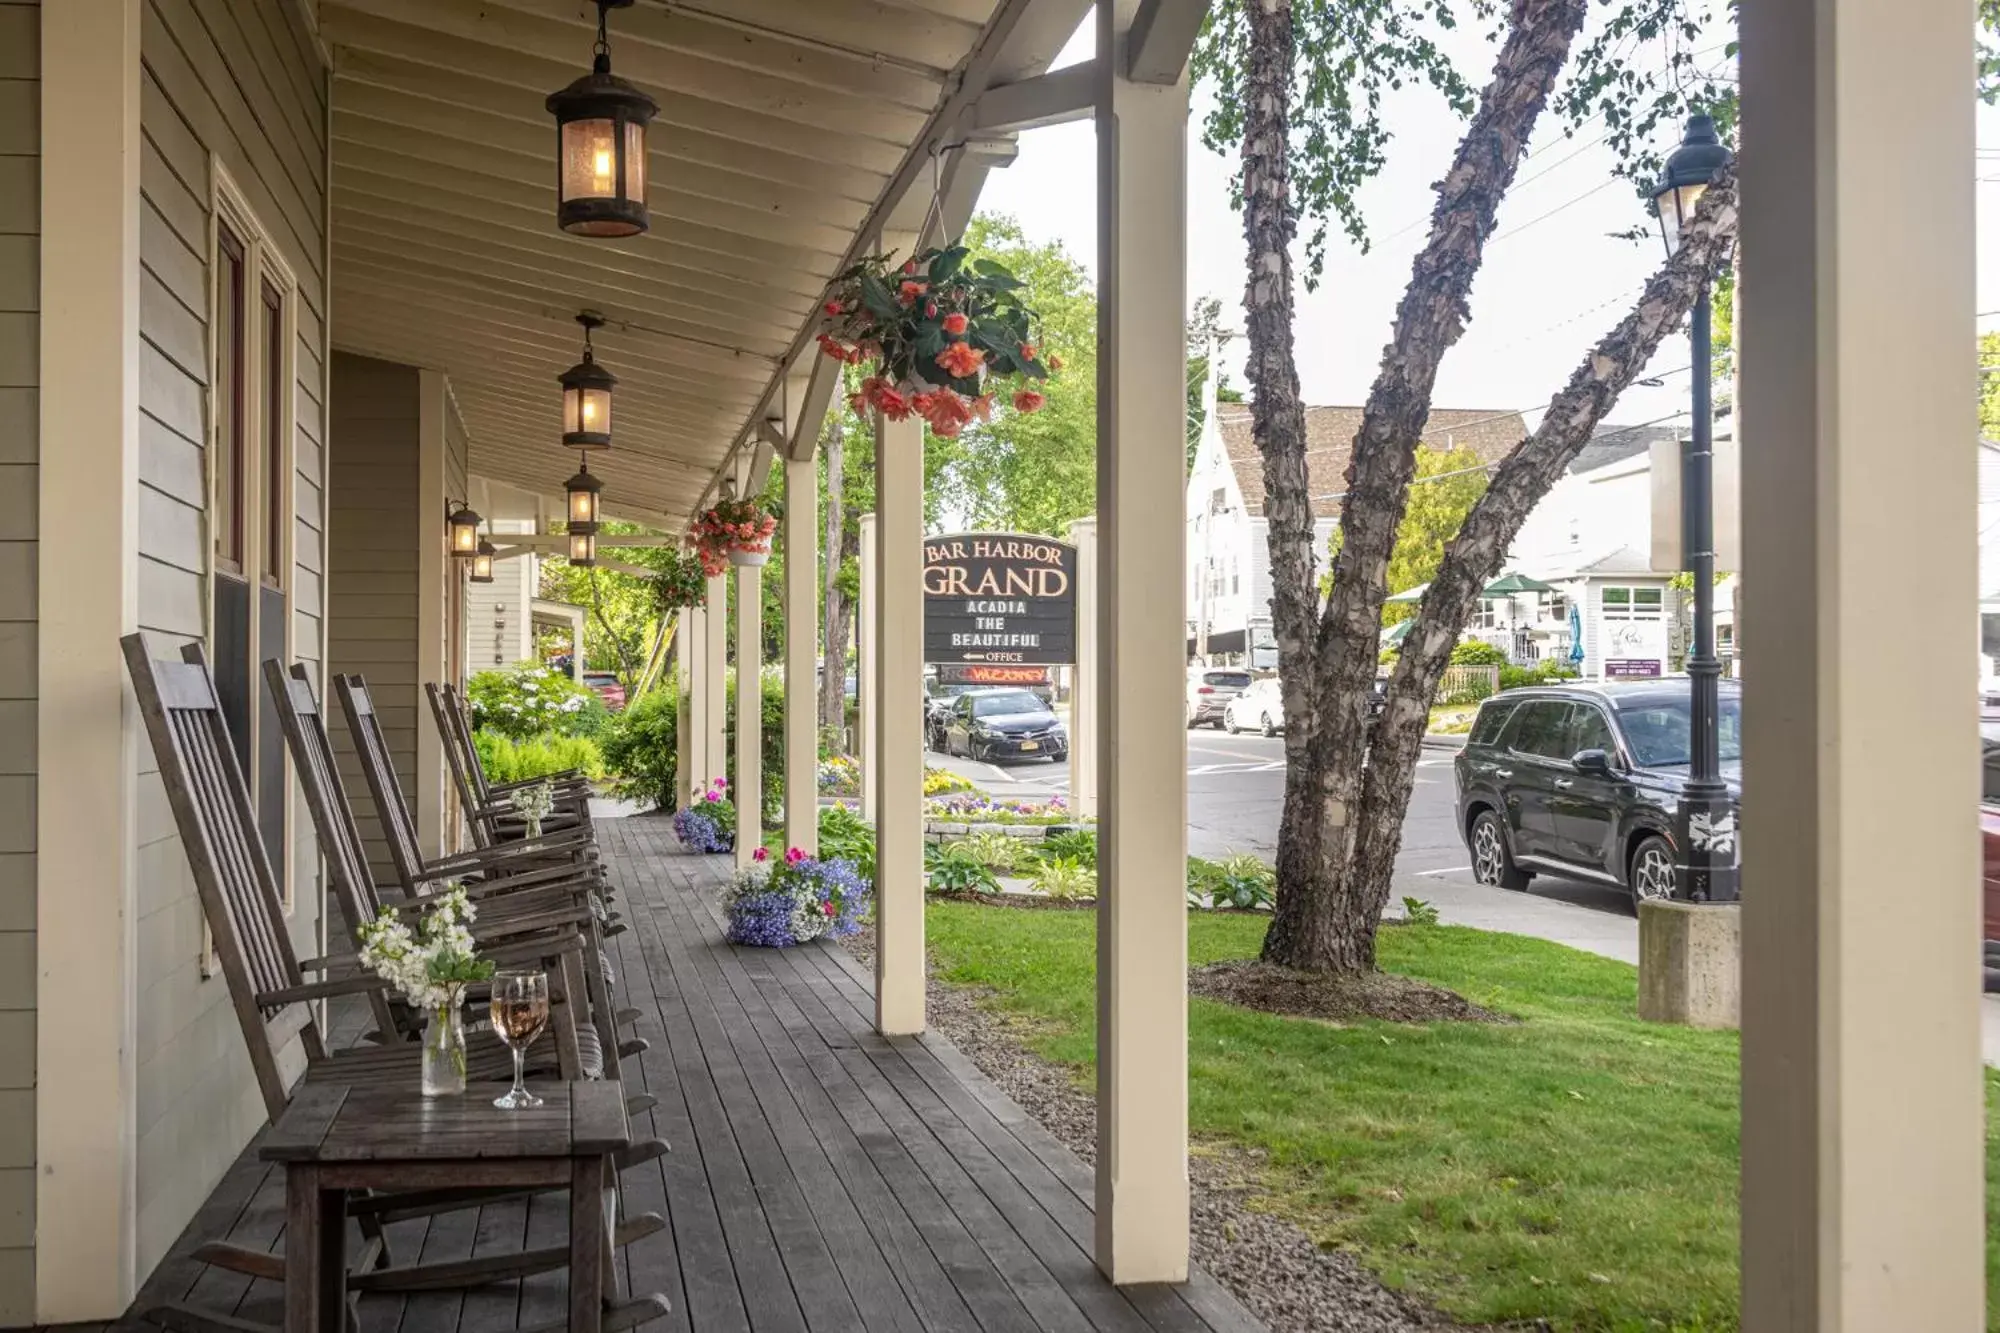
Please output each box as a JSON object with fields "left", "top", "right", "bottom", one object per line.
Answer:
{"left": 470, "top": 537, "right": 496, "bottom": 584}
{"left": 545, "top": 0, "right": 657, "bottom": 239}
{"left": 560, "top": 313, "right": 615, "bottom": 450}
{"left": 1652, "top": 113, "right": 1737, "bottom": 904}
{"left": 446, "top": 503, "right": 481, "bottom": 558}
{"left": 568, "top": 525, "right": 598, "bottom": 568}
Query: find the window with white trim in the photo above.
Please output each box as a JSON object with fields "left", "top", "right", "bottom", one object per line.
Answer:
{"left": 1601, "top": 585, "right": 1665, "bottom": 620}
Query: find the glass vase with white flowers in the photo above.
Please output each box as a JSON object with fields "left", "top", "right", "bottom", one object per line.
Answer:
{"left": 355, "top": 886, "right": 496, "bottom": 1096}
{"left": 508, "top": 778, "right": 557, "bottom": 839}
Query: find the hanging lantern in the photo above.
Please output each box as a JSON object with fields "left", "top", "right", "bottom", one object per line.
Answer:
{"left": 545, "top": 0, "right": 657, "bottom": 239}
{"left": 559, "top": 313, "right": 615, "bottom": 450}
{"left": 565, "top": 458, "right": 604, "bottom": 528}
{"left": 446, "top": 502, "right": 481, "bottom": 557}
{"left": 469, "top": 537, "right": 496, "bottom": 584}
{"left": 568, "top": 524, "right": 598, "bottom": 567}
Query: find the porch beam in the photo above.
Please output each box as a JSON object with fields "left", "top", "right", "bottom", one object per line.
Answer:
{"left": 787, "top": 353, "right": 842, "bottom": 462}
{"left": 873, "top": 414, "right": 925, "bottom": 1036}
{"left": 1093, "top": 0, "right": 1191, "bottom": 1285}
{"left": 1737, "top": 0, "right": 1981, "bottom": 1326}
{"left": 35, "top": 0, "right": 144, "bottom": 1318}
{"left": 784, "top": 456, "right": 819, "bottom": 854}
{"left": 1125, "top": 0, "right": 1208, "bottom": 85}
{"left": 972, "top": 60, "right": 1098, "bottom": 134}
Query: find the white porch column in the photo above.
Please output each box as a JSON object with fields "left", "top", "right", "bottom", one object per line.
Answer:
{"left": 415, "top": 371, "right": 449, "bottom": 857}
{"left": 675, "top": 607, "right": 696, "bottom": 803}
{"left": 1738, "top": 1, "right": 1980, "bottom": 1327}
{"left": 857, "top": 512, "right": 879, "bottom": 822}
{"left": 35, "top": 0, "right": 142, "bottom": 1317}
{"left": 1066, "top": 518, "right": 1097, "bottom": 820}
{"left": 1093, "top": 0, "right": 1190, "bottom": 1285}
{"left": 784, "top": 456, "right": 819, "bottom": 853}
{"left": 872, "top": 415, "right": 924, "bottom": 1035}
{"left": 733, "top": 558, "right": 762, "bottom": 867}
{"left": 702, "top": 572, "right": 727, "bottom": 792}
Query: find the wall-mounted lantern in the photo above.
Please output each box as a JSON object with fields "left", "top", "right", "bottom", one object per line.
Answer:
{"left": 469, "top": 536, "right": 496, "bottom": 584}
{"left": 565, "top": 458, "right": 604, "bottom": 528}
{"left": 559, "top": 312, "right": 615, "bottom": 450}
{"left": 446, "top": 502, "right": 482, "bottom": 557}
{"left": 546, "top": 0, "right": 657, "bottom": 239}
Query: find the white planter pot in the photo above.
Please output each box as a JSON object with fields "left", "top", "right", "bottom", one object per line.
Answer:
{"left": 729, "top": 547, "right": 770, "bottom": 567}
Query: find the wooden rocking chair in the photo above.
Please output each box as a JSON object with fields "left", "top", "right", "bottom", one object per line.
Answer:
{"left": 121, "top": 637, "right": 667, "bottom": 1326}
{"left": 429, "top": 681, "right": 595, "bottom": 848}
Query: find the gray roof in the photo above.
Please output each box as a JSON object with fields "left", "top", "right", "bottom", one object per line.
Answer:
{"left": 1568, "top": 422, "right": 1683, "bottom": 476}
{"left": 1218, "top": 403, "right": 1528, "bottom": 518}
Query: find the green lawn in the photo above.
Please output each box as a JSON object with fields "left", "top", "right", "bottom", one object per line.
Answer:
{"left": 926, "top": 901, "right": 2000, "bottom": 1332}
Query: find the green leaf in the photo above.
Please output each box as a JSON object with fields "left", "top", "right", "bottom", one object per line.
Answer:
{"left": 930, "top": 246, "right": 969, "bottom": 284}
{"left": 859, "top": 272, "right": 900, "bottom": 320}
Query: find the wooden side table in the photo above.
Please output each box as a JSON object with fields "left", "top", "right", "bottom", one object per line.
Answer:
{"left": 262, "top": 1080, "right": 631, "bottom": 1333}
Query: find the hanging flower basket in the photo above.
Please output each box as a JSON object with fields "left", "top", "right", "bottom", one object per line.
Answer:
{"left": 650, "top": 547, "right": 708, "bottom": 612}
{"left": 690, "top": 499, "right": 778, "bottom": 575}
{"left": 816, "top": 245, "right": 1057, "bottom": 439}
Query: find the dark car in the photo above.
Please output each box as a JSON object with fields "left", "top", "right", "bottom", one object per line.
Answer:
{"left": 924, "top": 683, "right": 1011, "bottom": 751}
{"left": 1453, "top": 679, "right": 1742, "bottom": 909}
{"left": 942, "top": 689, "right": 1068, "bottom": 763}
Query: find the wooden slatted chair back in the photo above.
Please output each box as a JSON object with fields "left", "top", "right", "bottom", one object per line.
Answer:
{"left": 330, "top": 672, "right": 445, "bottom": 876}
{"left": 121, "top": 635, "right": 326, "bottom": 1121}
{"left": 444, "top": 684, "right": 497, "bottom": 804}
{"left": 262, "top": 661, "right": 404, "bottom": 1040}
{"left": 424, "top": 681, "right": 496, "bottom": 847}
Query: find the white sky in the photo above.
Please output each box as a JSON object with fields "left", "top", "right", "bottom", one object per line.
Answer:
{"left": 975, "top": 18, "right": 2000, "bottom": 435}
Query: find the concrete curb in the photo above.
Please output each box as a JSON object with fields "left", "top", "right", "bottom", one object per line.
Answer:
{"left": 1421, "top": 733, "right": 1467, "bottom": 751}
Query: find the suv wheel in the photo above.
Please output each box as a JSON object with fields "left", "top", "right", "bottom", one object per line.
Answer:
{"left": 1628, "top": 834, "right": 1676, "bottom": 909}
{"left": 1470, "top": 810, "right": 1531, "bottom": 891}
{"left": 1260, "top": 713, "right": 1277, "bottom": 738}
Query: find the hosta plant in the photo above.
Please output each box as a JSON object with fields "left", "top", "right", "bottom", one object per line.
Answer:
{"left": 1030, "top": 856, "right": 1096, "bottom": 902}
{"left": 818, "top": 245, "right": 1056, "bottom": 439}
{"left": 925, "top": 842, "right": 1000, "bottom": 895}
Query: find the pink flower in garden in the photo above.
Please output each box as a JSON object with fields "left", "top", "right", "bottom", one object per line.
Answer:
{"left": 753, "top": 846, "right": 769, "bottom": 862}
{"left": 942, "top": 312, "right": 969, "bottom": 335}
{"left": 704, "top": 791, "right": 720, "bottom": 803}
{"left": 822, "top": 902, "right": 836, "bottom": 916}
{"left": 785, "top": 847, "right": 806, "bottom": 865}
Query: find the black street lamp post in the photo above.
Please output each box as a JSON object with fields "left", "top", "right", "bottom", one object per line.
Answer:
{"left": 1651, "top": 114, "right": 1738, "bottom": 903}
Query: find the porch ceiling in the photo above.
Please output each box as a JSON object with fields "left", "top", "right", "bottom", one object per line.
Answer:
{"left": 319, "top": 0, "right": 1083, "bottom": 529}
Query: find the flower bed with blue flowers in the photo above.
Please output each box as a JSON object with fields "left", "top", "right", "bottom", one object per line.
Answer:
{"left": 722, "top": 846, "right": 871, "bottom": 948}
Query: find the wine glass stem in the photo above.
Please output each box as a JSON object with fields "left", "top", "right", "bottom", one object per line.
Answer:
{"left": 512, "top": 1046, "right": 526, "bottom": 1098}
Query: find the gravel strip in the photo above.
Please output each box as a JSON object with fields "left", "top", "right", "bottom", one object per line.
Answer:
{"left": 838, "top": 924, "right": 1468, "bottom": 1333}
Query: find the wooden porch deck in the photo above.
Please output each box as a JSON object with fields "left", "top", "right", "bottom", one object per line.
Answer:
{"left": 122, "top": 817, "right": 1263, "bottom": 1333}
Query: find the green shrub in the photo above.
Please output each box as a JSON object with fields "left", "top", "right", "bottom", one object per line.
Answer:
{"left": 474, "top": 730, "right": 605, "bottom": 784}
{"left": 818, "top": 804, "right": 876, "bottom": 883}
{"left": 1029, "top": 856, "right": 1095, "bottom": 901}
{"left": 600, "top": 676, "right": 677, "bottom": 811}
{"left": 1498, "top": 660, "right": 1582, "bottom": 691}
{"left": 466, "top": 663, "right": 600, "bottom": 740}
{"left": 926, "top": 841, "right": 1000, "bottom": 895}
{"left": 1040, "top": 828, "right": 1097, "bottom": 868}
{"left": 1186, "top": 852, "right": 1275, "bottom": 910}
{"left": 961, "top": 829, "right": 1027, "bottom": 872}
{"left": 1449, "top": 640, "right": 1510, "bottom": 667}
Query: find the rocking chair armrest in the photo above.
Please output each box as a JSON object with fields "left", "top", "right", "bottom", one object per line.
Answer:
{"left": 256, "top": 973, "right": 388, "bottom": 1006}
{"left": 471, "top": 904, "right": 594, "bottom": 942}
{"left": 487, "top": 771, "right": 589, "bottom": 794}
{"left": 481, "top": 930, "right": 586, "bottom": 970}
{"left": 456, "top": 866, "right": 599, "bottom": 902}
{"left": 419, "top": 839, "right": 592, "bottom": 877}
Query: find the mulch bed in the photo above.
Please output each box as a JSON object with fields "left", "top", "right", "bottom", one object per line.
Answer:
{"left": 1189, "top": 959, "right": 1509, "bottom": 1025}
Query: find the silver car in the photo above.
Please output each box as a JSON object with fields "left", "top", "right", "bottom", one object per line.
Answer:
{"left": 1223, "top": 677, "right": 1285, "bottom": 736}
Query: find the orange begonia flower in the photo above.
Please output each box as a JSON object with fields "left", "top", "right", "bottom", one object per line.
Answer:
{"left": 934, "top": 341, "right": 985, "bottom": 380}
{"left": 942, "top": 312, "right": 969, "bottom": 335}
{"left": 1012, "top": 389, "right": 1046, "bottom": 414}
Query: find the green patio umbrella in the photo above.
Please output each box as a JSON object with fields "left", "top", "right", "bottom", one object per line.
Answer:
{"left": 1482, "top": 572, "right": 1557, "bottom": 595}
{"left": 1381, "top": 619, "right": 1414, "bottom": 646}
{"left": 1384, "top": 583, "right": 1428, "bottom": 604}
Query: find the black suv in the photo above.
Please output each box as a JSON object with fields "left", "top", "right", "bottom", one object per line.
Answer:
{"left": 1453, "top": 679, "right": 1742, "bottom": 908}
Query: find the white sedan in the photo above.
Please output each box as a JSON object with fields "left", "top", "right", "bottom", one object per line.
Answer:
{"left": 1223, "top": 677, "right": 1285, "bottom": 736}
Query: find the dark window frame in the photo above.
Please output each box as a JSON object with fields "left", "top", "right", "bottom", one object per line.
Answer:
{"left": 215, "top": 224, "right": 248, "bottom": 573}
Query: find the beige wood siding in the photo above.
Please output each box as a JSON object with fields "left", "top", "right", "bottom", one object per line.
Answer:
{"left": 0, "top": 2, "right": 35, "bottom": 1317}
{"left": 328, "top": 351, "right": 419, "bottom": 878}
{"left": 133, "top": 0, "right": 327, "bottom": 1280}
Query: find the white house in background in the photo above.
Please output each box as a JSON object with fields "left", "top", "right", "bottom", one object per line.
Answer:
{"left": 1185, "top": 371, "right": 1527, "bottom": 666}
{"left": 462, "top": 518, "right": 587, "bottom": 679}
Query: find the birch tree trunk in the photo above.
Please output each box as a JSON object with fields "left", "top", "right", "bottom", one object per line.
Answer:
{"left": 819, "top": 414, "right": 848, "bottom": 742}
{"left": 1238, "top": 0, "right": 1329, "bottom": 937}
{"left": 1342, "top": 172, "right": 1740, "bottom": 936}
{"left": 1262, "top": 0, "right": 1588, "bottom": 970}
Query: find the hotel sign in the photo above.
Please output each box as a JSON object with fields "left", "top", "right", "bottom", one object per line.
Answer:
{"left": 922, "top": 532, "right": 1077, "bottom": 665}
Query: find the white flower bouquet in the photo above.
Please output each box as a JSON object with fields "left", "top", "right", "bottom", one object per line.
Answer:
{"left": 356, "top": 885, "right": 496, "bottom": 1095}
{"left": 508, "top": 778, "right": 557, "bottom": 838}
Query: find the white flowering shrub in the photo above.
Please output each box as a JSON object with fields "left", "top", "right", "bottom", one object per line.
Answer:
{"left": 467, "top": 663, "right": 603, "bottom": 740}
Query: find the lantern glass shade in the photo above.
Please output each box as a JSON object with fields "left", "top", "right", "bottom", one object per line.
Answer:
{"left": 470, "top": 539, "right": 496, "bottom": 584}
{"left": 447, "top": 505, "right": 482, "bottom": 556}
{"left": 547, "top": 63, "right": 657, "bottom": 238}
{"left": 569, "top": 526, "right": 598, "bottom": 566}
{"left": 1653, "top": 182, "right": 1706, "bottom": 256}
{"left": 566, "top": 466, "right": 603, "bottom": 527}
{"left": 559, "top": 357, "right": 616, "bottom": 450}
{"left": 1649, "top": 114, "right": 1733, "bottom": 258}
